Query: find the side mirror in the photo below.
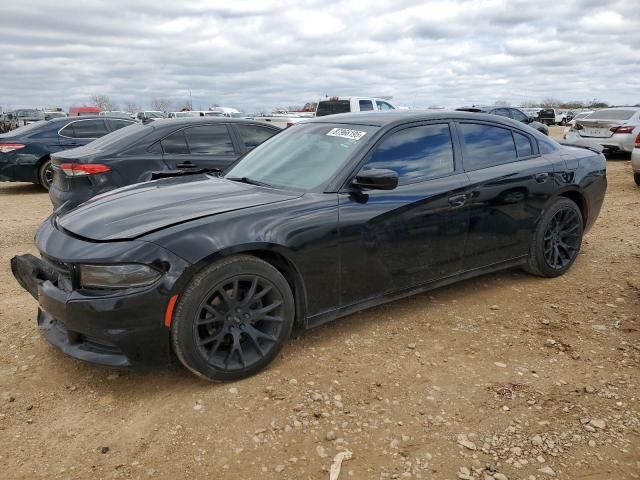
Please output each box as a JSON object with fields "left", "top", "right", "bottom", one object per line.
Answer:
{"left": 352, "top": 168, "right": 398, "bottom": 190}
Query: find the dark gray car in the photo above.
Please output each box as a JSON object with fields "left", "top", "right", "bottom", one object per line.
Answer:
{"left": 456, "top": 107, "right": 549, "bottom": 135}
{"left": 48, "top": 118, "right": 281, "bottom": 208}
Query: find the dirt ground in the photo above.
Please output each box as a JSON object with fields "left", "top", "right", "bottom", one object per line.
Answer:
{"left": 0, "top": 127, "right": 638, "bottom": 480}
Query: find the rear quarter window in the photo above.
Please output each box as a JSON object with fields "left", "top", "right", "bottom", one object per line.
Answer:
{"left": 316, "top": 100, "right": 350, "bottom": 117}
{"left": 458, "top": 123, "right": 517, "bottom": 170}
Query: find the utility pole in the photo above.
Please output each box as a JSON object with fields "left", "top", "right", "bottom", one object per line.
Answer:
{"left": 189, "top": 90, "right": 193, "bottom": 109}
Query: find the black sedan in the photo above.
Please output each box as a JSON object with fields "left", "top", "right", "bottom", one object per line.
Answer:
{"left": 11, "top": 111, "right": 607, "bottom": 381}
{"left": 48, "top": 118, "right": 281, "bottom": 208}
{"left": 0, "top": 116, "right": 135, "bottom": 190}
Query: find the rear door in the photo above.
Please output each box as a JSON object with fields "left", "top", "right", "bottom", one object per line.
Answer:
{"left": 58, "top": 119, "right": 110, "bottom": 148}
{"left": 161, "top": 124, "right": 240, "bottom": 171}
{"left": 338, "top": 122, "right": 472, "bottom": 306}
{"left": 455, "top": 121, "right": 556, "bottom": 270}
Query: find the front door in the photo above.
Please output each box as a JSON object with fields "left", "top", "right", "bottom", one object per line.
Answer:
{"left": 338, "top": 122, "right": 471, "bottom": 307}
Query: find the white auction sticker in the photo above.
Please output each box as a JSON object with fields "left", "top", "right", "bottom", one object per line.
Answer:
{"left": 326, "top": 128, "right": 367, "bottom": 141}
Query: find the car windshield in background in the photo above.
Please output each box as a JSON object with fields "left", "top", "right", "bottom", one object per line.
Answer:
{"left": 589, "top": 109, "right": 636, "bottom": 121}
{"left": 225, "top": 123, "right": 378, "bottom": 191}
{"left": 146, "top": 112, "right": 164, "bottom": 118}
{"left": 316, "top": 100, "right": 351, "bottom": 117}
{"left": 16, "top": 109, "right": 45, "bottom": 120}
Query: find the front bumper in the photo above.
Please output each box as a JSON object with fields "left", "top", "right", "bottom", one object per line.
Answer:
{"left": 10, "top": 218, "right": 191, "bottom": 368}
{"left": 0, "top": 153, "right": 39, "bottom": 183}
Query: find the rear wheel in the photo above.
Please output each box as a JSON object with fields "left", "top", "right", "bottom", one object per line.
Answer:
{"left": 171, "top": 255, "right": 295, "bottom": 381}
{"left": 634, "top": 173, "right": 640, "bottom": 186}
{"left": 524, "top": 198, "right": 583, "bottom": 277}
{"left": 37, "top": 158, "right": 53, "bottom": 191}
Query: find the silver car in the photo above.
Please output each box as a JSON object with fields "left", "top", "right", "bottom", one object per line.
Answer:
{"left": 565, "top": 107, "right": 640, "bottom": 154}
{"left": 632, "top": 140, "right": 640, "bottom": 186}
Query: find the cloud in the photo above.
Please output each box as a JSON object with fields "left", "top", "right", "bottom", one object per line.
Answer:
{"left": 0, "top": 0, "right": 638, "bottom": 113}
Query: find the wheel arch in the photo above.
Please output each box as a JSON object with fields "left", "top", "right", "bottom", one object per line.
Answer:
{"left": 558, "top": 189, "right": 587, "bottom": 227}
{"left": 177, "top": 244, "right": 308, "bottom": 327}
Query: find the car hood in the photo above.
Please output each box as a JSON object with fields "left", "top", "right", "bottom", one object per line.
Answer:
{"left": 57, "top": 174, "right": 302, "bottom": 241}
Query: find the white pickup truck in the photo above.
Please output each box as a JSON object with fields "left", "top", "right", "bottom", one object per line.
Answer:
{"left": 315, "top": 96, "right": 397, "bottom": 117}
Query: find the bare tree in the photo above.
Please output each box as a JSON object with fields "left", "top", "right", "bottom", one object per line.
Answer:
{"left": 123, "top": 100, "right": 140, "bottom": 113}
{"left": 90, "top": 94, "right": 118, "bottom": 111}
{"left": 150, "top": 98, "right": 173, "bottom": 113}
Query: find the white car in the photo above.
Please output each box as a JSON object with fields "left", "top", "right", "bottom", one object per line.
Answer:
{"left": 315, "top": 96, "right": 397, "bottom": 117}
{"left": 564, "top": 107, "right": 640, "bottom": 154}
{"left": 134, "top": 111, "right": 165, "bottom": 122}
{"left": 563, "top": 111, "right": 593, "bottom": 138}
{"left": 631, "top": 134, "right": 640, "bottom": 186}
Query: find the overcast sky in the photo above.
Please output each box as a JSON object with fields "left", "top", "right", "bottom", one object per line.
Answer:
{"left": 1, "top": 0, "right": 639, "bottom": 112}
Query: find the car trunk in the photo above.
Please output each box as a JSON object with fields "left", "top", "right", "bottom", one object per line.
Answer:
{"left": 575, "top": 118, "right": 626, "bottom": 139}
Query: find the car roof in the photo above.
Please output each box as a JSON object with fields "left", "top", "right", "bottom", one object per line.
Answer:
{"left": 147, "top": 117, "right": 282, "bottom": 128}
{"left": 305, "top": 110, "right": 523, "bottom": 127}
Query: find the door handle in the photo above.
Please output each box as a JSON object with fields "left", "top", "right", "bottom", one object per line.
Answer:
{"left": 533, "top": 172, "right": 549, "bottom": 183}
{"left": 177, "top": 161, "right": 197, "bottom": 169}
{"left": 448, "top": 194, "right": 468, "bottom": 208}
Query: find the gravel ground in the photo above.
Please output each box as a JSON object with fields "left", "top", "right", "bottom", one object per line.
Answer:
{"left": 0, "top": 127, "right": 638, "bottom": 479}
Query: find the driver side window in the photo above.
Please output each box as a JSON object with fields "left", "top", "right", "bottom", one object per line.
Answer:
{"left": 363, "top": 124, "right": 455, "bottom": 185}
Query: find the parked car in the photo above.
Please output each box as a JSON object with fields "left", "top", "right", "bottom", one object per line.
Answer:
{"left": 69, "top": 106, "right": 101, "bottom": 117}
{"left": 537, "top": 108, "right": 567, "bottom": 126}
{"left": 456, "top": 106, "right": 549, "bottom": 135}
{"left": 562, "top": 111, "right": 593, "bottom": 138}
{"left": 0, "top": 116, "right": 135, "bottom": 190}
{"left": 487, "top": 107, "right": 549, "bottom": 135}
{"left": 11, "top": 111, "right": 606, "bottom": 381}
{"left": 631, "top": 133, "right": 640, "bottom": 186}
{"left": 99, "top": 111, "right": 133, "bottom": 119}
{"left": 564, "top": 107, "right": 640, "bottom": 154}
{"left": 315, "top": 96, "right": 397, "bottom": 117}
{"left": 48, "top": 118, "right": 281, "bottom": 207}
{"left": 44, "top": 111, "right": 67, "bottom": 120}
{"left": 13, "top": 109, "right": 46, "bottom": 126}
{"left": 208, "top": 107, "right": 244, "bottom": 118}
{"left": 168, "top": 111, "right": 200, "bottom": 118}
{"left": 135, "top": 111, "right": 165, "bottom": 122}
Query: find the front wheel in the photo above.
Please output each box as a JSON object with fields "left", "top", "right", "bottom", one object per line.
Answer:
{"left": 635, "top": 173, "right": 640, "bottom": 186}
{"left": 171, "top": 255, "right": 295, "bottom": 382}
{"left": 38, "top": 158, "right": 53, "bottom": 191}
{"left": 524, "top": 198, "right": 583, "bottom": 277}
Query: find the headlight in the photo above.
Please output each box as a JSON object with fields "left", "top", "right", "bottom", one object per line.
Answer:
{"left": 78, "top": 264, "right": 161, "bottom": 289}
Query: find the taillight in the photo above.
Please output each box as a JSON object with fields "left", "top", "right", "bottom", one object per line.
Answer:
{"left": 60, "top": 163, "right": 111, "bottom": 176}
{"left": 635, "top": 132, "right": 640, "bottom": 148}
{"left": 0, "top": 143, "right": 26, "bottom": 153}
{"left": 610, "top": 125, "right": 636, "bottom": 134}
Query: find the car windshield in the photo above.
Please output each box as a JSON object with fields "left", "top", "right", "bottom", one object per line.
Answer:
{"left": 589, "top": 109, "right": 636, "bottom": 121}
{"left": 16, "top": 109, "right": 45, "bottom": 119}
{"left": 146, "top": 111, "right": 164, "bottom": 118}
{"left": 224, "top": 123, "right": 378, "bottom": 191}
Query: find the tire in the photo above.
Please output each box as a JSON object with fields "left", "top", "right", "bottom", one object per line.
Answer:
{"left": 171, "top": 255, "right": 295, "bottom": 382}
{"left": 37, "top": 158, "right": 53, "bottom": 191}
{"left": 524, "top": 198, "right": 583, "bottom": 278}
{"left": 635, "top": 173, "right": 640, "bottom": 186}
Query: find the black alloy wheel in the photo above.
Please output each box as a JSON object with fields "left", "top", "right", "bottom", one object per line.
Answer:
{"left": 524, "top": 198, "right": 583, "bottom": 278}
{"left": 194, "top": 275, "right": 284, "bottom": 371}
{"left": 38, "top": 159, "right": 54, "bottom": 190}
{"left": 172, "top": 255, "right": 295, "bottom": 381}
{"left": 542, "top": 208, "right": 581, "bottom": 269}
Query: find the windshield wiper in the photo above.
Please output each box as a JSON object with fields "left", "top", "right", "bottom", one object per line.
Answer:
{"left": 226, "top": 176, "right": 273, "bottom": 188}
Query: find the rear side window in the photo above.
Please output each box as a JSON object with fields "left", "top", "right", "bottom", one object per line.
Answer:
{"left": 162, "top": 130, "right": 189, "bottom": 154}
{"left": 494, "top": 108, "right": 511, "bottom": 118}
{"left": 458, "top": 123, "right": 517, "bottom": 170}
{"left": 359, "top": 100, "right": 374, "bottom": 111}
{"left": 513, "top": 132, "right": 533, "bottom": 157}
{"left": 511, "top": 109, "right": 528, "bottom": 122}
{"left": 316, "top": 100, "right": 350, "bottom": 117}
{"left": 364, "top": 124, "right": 455, "bottom": 184}
{"left": 60, "top": 120, "right": 109, "bottom": 139}
{"left": 109, "top": 119, "right": 135, "bottom": 131}
{"left": 183, "top": 125, "right": 235, "bottom": 155}
{"left": 235, "top": 124, "right": 278, "bottom": 151}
